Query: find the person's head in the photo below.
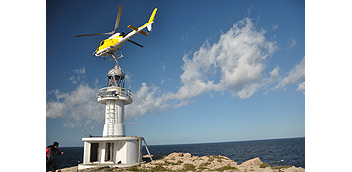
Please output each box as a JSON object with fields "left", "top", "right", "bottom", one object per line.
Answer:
{"left": 53, "top": 141, "right": 59, "bottom": 148}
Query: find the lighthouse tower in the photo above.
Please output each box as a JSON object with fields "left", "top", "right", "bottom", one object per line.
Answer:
{"left": 78, "top": 64, "right": 152, "bottom": 170}
{"left": 100, "top": 64, "right": 131, "bottom": 137}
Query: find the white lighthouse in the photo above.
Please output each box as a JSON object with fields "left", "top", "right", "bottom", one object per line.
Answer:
{"left": 78, "top": 64, "right": 152, "bottom": 170}
{"left": 100, "top": 65, "right": 129, "bottom": 137}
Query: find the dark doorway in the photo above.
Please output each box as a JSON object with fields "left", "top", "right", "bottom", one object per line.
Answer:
{"left": 105, "top": 142, "right": 114, "bottom": 161}
{"left": 90, "top": 143, "right": 99, "bottom": 162}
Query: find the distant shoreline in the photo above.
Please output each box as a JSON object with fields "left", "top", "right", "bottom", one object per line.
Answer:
{"left": 59, "top": 137, "right": 305, "bottom": 148}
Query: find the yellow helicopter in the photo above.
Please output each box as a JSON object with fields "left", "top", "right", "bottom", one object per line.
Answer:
{"left": 76, "top": 6, "right": 157, "bottom": 64}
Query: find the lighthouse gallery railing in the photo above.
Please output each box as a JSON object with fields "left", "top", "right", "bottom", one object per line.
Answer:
{"left": 98, "top": 86, "right": 132, "bottom": 99}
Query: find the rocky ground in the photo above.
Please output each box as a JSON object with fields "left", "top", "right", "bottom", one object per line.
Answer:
{"left": 59, "top": 152, "right": 305, "bottom": 172}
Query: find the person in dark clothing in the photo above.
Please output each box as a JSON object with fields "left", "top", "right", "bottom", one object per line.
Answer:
{"left": 46, "top": 141, "right": 64, "bottom": 172}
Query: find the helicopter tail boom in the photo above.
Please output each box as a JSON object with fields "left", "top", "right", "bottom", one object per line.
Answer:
{"left": 128, "top": 25, "right": 148, "bottom": 36}
{"left": 148, "top": 8, "right": 157, "bottom": 23}
{"left": 147, "top": 8, "right": 157, "bottom": 31}
{"left": 127, "top": 8, "right": 157, "bottom": 36}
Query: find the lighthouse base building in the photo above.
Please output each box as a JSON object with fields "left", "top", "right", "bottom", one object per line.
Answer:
{"left": 78, "top": 136, "right": 143, "bottom": 169}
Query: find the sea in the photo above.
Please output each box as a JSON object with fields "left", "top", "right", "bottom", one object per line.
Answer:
{"left": 55, "top": 137, "right": 304, "bottom": 169}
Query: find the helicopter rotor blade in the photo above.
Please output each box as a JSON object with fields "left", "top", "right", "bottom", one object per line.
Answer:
{"left": 75, "top": 31, "right": 114, "bottom": 37}
{"left": 128, "top": 39, "right": 144, "bottom": 48}
{"left": 113, "top": 6, "right": 123, "bottom": 32}
{"left": 76, "top": 6, "right": 123, "bottom": 38}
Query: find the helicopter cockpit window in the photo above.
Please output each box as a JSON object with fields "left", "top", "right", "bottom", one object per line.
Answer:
{"left": 100, "top": 41, "right": 105, "bottom": 46}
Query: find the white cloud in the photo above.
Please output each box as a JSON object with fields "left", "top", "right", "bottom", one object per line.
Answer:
{"left": 73, "top": 66, "right": 86, "bottom": 75}
{"left": 289, "top": 39, "right": 297, "bottom": 48}
{"left": 46, "top": 83, "right": 104, "bottom": 127}
{"left": 181, "top": 34, "right": 189, "bottom": 41}
{"left": 69, "top": 66, "right": 86, "bottom": 84}
{"left": 270, "top": 66, "right": 280, "bottom": 81}
{"left": 297, "top": 81, "right": 305, "bottom": 93}
{"left": 276, "top": 57, "right": 305, "bottom": 93}
{"left": 125, "top": 83, "right": 171, "bottom": 120}
{"left": 171, "top": 17, "right": 277, "bottom": 99}
{"left": 273, "top": 24, "right": 279, "bottom": 31}
{"left": 69, "top": 75, "right": 82, "bottom": 84}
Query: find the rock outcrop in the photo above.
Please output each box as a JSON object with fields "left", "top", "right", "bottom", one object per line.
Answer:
{"left": 64, "top": 152, "right": 305, "bottom": 172}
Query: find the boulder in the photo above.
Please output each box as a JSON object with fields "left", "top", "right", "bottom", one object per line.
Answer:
{"left": 241, "top": 157, "right": 263, "bottom": 167}
{"left": 184, "top": 153, "right": 192, "bottom": 158}
{"left": 283, "top": 166, "right": 305, "bottom": 172}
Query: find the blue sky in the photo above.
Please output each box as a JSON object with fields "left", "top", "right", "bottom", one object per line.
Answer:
{"left": 6, "top": 1, "right": 352, "bottom": 171}
{"left": 46, "top": 0, "right": 305, "bottom": 147}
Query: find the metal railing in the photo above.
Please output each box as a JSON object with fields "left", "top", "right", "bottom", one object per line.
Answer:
{"left": 98, "top": 86, "right": 132, "bottom": 99}
{"left": 84, "top": 135, "right": 141, "bottom": 138}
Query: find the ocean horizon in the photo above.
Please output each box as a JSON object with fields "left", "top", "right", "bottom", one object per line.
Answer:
{"left": 55, "top": 137, "right": 304, "bottom": 169}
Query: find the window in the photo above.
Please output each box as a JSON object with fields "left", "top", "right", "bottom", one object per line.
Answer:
{"left": 100, "top": 41, "right": 105, "bottom": 46}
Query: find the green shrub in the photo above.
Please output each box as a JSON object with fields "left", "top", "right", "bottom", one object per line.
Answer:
{"left": 183, "top": 163, "right": 196, "bottom": 171}
{"left": 259, "top": 162, "right": 271, "bottom": 168}
{"left": 214, "top": 155, "right": 227, "bottom": 160}
{"left": 164, "top": 160, "right": 183, "bottom": 165}
{"left": 215, "top": 165, "right": 238, "bottom": 172}
{"left": 125, "top": 166, "right": 139, "bottom": 171}
{"left": 154, "top": 165, "right": 168, "bottom": 171}
{"left": 198, "top": 162, "right": 210, "bottom": 169}
{"left": 272, "top": 165, "right": 291, "bottom": 169}
{"left": 124, "top": 165, "right": 151, "bottom": 172}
